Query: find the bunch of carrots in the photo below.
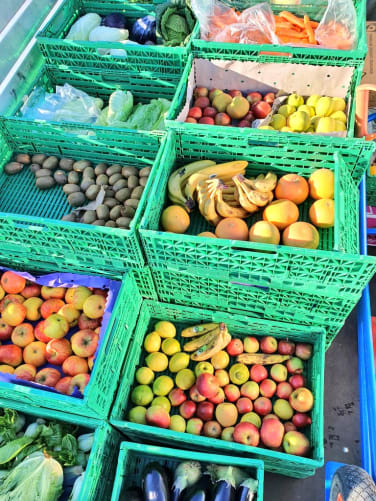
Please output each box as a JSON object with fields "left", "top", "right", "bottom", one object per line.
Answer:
{"left": 274, "top": 11, "right": 318, "bottom": 45}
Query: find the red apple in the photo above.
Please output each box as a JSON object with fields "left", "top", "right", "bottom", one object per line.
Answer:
{"left": 35, "top": 367, "right": 61, "bottom": 387}
{"left": 208, "top": 387, "right": 225, "bottom": 405}
{"left": 215, "top": 369, "right": 229, "bottom": 387}
{"left": 233, "top": 422, "right": 260, "bottom": 446}
{"left": 21, "top": 283, "right": 41, "bottom": 298}
{"left": 203, "top": 420, "right": 222, "bottom": 438}
{"left": 0, "top": 320, "right": 13, "bottom": 341}
{"left": 252, "top": 101, "right": 272, "bottom": 119}
{"left": 194, "top": 87, "right": 209, "bottom": 98}
{"left": 270, "top": 364, "right": 288, "bottom": 383}
{"left": 243, "top": 111, "right": 255, "bottom": 122}
{"left": 189, "top": 384, "right": 206, "bottom": 403}
{"left": 289, "top": 388, "right": 314, "bottom": 413}
{"left": 284, "top": 422, "right": 297, "bottom": 433}
{"left": 259, "top": 379, "right": 277, "bottom": 398}
{"left": 146, "top": 406, "right": 170, "bottom": 429}
{"left": 289, "top": 375, "right": 306, "bottom": 389}
{"left": 169, "top": 388, "right": 186, "bottom": 407}
{"left": 226, "top": 339, "right": 244, "bottom": 356}
{"left": 209, "top": 88, "right": 223, "bottom": 101}
{"left": 215, "top": 113, "right": 231, "bottom": 126}
{"left": 276, "top": 382, "right": 293, "bottom": 399}
{"left": 295, "top": 343, "right": 312, "bottom": 360}
{"left": 254, "top": 397, "right": 272, "bottom": 416}
{"left": 286, "top": 357, "right": 304, "bottom": 374}
{"left": 247, "top": 92, "right": 262, "bottom": 105}
{"left": 78, "top": 313, "right": 101, "bottom": 331}
{"left": 224, "top": 384, "right": 241, "bottom": 402}
{"left": 260, "top": 336, "right": 277, "bottom": 354}
{"left": 283, "top": 431, "right": 310, "bottom": 456}
{"left": 196, "top": 373, "right": 220, "bottom": 399}
{"left": 180, "top": 400, "right": 196, "bottom": 419}
{"left": 188, "top": 107, "right": 202, "bottom": 119}
{"left": 34, "top": 320, "right": 53, "bottom": 343}
{"left": 243, "top": 336, "right": 259, "bottom": 353}
{"left": 203, "top": 106, "right": 217, "bottom": 118}
{"left": 46, "top": 338, "right": 72, "bottom": 365}
{"left": 194, "top": 97, "right": 210, "bottom": 109}
{"left": 260, "top": 416, "right": 284, "bottom": 448}
{"left": 229, "top": 90, "right": 242, "bottom": 98}
{"left": 196, "top": 401, "right": 214, "bottom": 421}
{"left": 292, "top": 413, "right": 312, "bottom": 428}
{"left": 278, "top": 340, "right": 295, "bottom": 355}
{"left": 250, "top": 364, "right": 268, "bottom": 383}
{"left": 241, "top": 381, "right": 259, "bottom": 400}
{"left": 236, "top": 397, "right": 253, "bottom": 414}
{"left": 71, "top": 329, "right": 98, "bottom": 358}
{"left": 185, "top": 117, "right": 197, "bottom": 123}
{"left": 263, "top": 92, "right": 275, "bottom": 104}
{"left": 238, "top": 120, "right": 251, "bottom": 127}
{"left": 199, "top": 117, "right": 215, "bottom": 125}
{"left": 55, "top": 376, "right": 72, "bottom": 395}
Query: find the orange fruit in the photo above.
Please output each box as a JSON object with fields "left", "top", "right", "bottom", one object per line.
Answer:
{"left": 282, "top": 222, "right": 319, "bottom": 249}
{"left": 309, "top": 199, "right": 334, "bottom": 228}
{"left": 215, "top": 218, "right": 249, "bottom": 241}
{"left": 308, "top": 169, "right": 334, "bottom": 200}
{"left": 249, "top": 221, "right": 280, "bottom": 244}
{"left": 161, "top": 206, "right": 190, "bottom": 234}
{"left": 275, "top": 174, "right": 309, "bottom": 205}
{"left": 198, "top": 232, "right": 217, "bottom": 238}
{"left": 263, "top": 200, "right": 299, "bottom": 230}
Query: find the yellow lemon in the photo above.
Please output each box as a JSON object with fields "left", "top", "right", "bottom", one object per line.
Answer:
{"left": 169, "top": 352, "right": 190, "bottom": 373}
{"left": 278, "top": 104, "right": 296, "bottom": 117}
{"left": 287, "top": 94, "right": 304, "bottom": 107}
{"left": 298, "top": 105, "right": 315, "bottom": 117}
{"left": 287, "top": 111, "right": 311, "bottom": 132}
{"left": 316, "top": 117, "right": 336, "bottom": 133}
{"left": 161, "top": 338, "right": 181, "bottom": 356}
{"left": 152, "top": 376, "right": 174, "bottom": 396}
{"left": 131, "top": 385, "right": 154, "bottom": 406}
{"left": 331, "top": 97, "right": 346, "bottom": 112}
{"left": 175, "top": 368, "right": 196, "bottom": 390}
{"left": 305, "top": 94, "right": 321, "bottom": 108}
{"left": 152, "top": 396, "right": 171, "bottom": 412}
{"left": 145, "top": 352, "right": 169, "bottom": 372}
{"left": 270, "top": 114, "right": 286, "bottom": 130}
{"left": 170, "top": 415, "right": 186, "bottom": 432}
{"left": 330, "top": 111, "right": 347, "bottom": 124}
{"left": 154, "top": 320, "right": 176, "bottom": 338}
{"left": 135, "top": 366, "right": 154, "bottom": 385}
{"left": 315, "top": 97, "right": 334, "bottom": 117}
{"left": 144, "top": 332, "right": 161, "bottom": 353}
{"left": 128, "top": 406, "right": 147, "bottom": 424}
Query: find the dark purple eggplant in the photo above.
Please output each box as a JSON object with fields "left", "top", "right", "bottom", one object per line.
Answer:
{"left": 236, "top": 479, "right": 258, "bottom": 501}
{"left": 207, "top": 466, "right": 247, "bottom": 501}
{"left": 183, "top": 473, "right": 212, "bottom": 501}
{"left": 212, "top": 479, "right": 236, "bottom": 501}
{"left": 142, "top": 462, "right": 170, "bottom": 501}
{"left": 120, "top": 486, "right": 143, "bottom": 501}
{"left": 172, "top": 461, "right": 201, "bottom": 501}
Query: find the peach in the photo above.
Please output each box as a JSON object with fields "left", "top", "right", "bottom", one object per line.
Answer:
{"left": 2, "top": 302, "right": 26, "bottom": 326}
{"left": 215, "top": 403, "right": 238, "bottom": 427}
{"left": 41, "top": 299, "right": 65, "bottom": 319}
{"left": 62, "top": 356, "right": 89, "bottom": 376}
{"left": 189, "top": 384, "right": 206, "bottom": 403}
{"left": 71, "top": 329, "right": 98, "bottom": 357}
{"left": 243, "top": 336, "right": 259, "bottom": 353}
{"left": 0, "top": 364, "right": 14, "bottom": 374}
{"left": 43, "top": 314, "right": 69, "bottom": 339}
{"left": 78, "top": 313, "right": 101, "bottom": 331}
{"left": 21, "top": 283, "right": 41, "bottom": 298}
{"left": 276, "top": 382, "right": 293, "bottom": 399}
{"left": 186, "top": 418, "right": 203, "bottom": 435}
{"left": 215, "top": 369, "right": 229, "bottom": 387}
{"left": 23, "top": 341, "right": 46, "bottom": 367}
{"left": 11, "top": 323, "right": 34, "bottom": 347}
{"left": 41, "top": 286, "right": 66, "bottom": 300}
{"left": 221, "top": 427, "right": 235, "bottom": 441}
{"left": 208, "top": 387, "right": 225, "bottom": 405}
{"left": 1, "top": 271, "right": 26, "bottom": 294}
{"left": 46, "top": 338, "right": 72, "bottom": 365}
{"left": 224, "top": 384, "right": 240, "bottom": 402}
{"left": 23, "top": 297, "right": 43, "bottom": 321}
{"left": 203, "top": 420, "right": 222, "bottom": 438}
{"left": 250, "top": 365, "right": 267, "bottom": 383}
{"left": 253, "top": 397, "right": 272, "bottom": 416}
{"left": 168, "top": 388, "right": 186, "bottom": 407}
{"left": 0, "top": 345, "right": 23, "bottom": 366}
{"left": 282, "top": 431, "right": 310, "bottom": 456}
{"left": 260, "top": 418, "right": 284, "bottom": 448}
{"left": 233, "top": 422, "right": 260, "bottom": 446}
{"left": 0, "top": 320, "right": 13, "bottom": 341}
{"left": 34, "top": 321, "right": 53, "bottom": 343}
{"left": 88, "top": 355, "right": 94, "bottom": 371}
{"left": 260, "top": 336, "right": 277, "bottom": 354}
{"left": 65, "top": 286, "right": 92, "bottom": 309}
{"left": 241, "top": 381, "right": 260, "bottom": 401}
{"left": 68, "top": 373, "right": 90, "bottom": 395}
{"left": 83, "top": 295, "right": 106, "bottom": 319}
{"left": 145, "top": 405, "right": 170, "bottom": 429}
{"left": 196, "top": 401, "right": 214, "bottom": 422}
{"left": 260, "top": 379, "right": 277, "bottom": 398}
{"left": 55, "top": 376, "right": 72, "bottom": 395}
{"left": 35, "top": 368, "right": 61, "bottom": 387}
{"left": 0, "top": 294, "right": 24, "bottom": 312}
{"left": 196, "top": 373, "right": 219, "bottom": 399}
{"left": 289, "top": 388, "right": 314, "bottom": 413}
{"left": 14, "top": 364, "right": 36, "bottom": 381}
{"left": 236, "top": 397, "right": 253, "bottom": 414}
{"left": 179, "top": 400, "right": 196, "bottom": 419}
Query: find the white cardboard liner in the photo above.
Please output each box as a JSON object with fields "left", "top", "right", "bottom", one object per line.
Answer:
{"left": 177, "top": 58, "right": 355, "bottom": 137}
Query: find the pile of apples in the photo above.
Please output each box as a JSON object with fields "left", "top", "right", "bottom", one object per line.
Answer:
{"left": 0, "top": 270, "right": 107, "bottom": 396}
{"left": 128, "top": 321, "right": 314, "bottom": 457}
{"left": 185, "top": 87, "right": 275, "bottom": 127}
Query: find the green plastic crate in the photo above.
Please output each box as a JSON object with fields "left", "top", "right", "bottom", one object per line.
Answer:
{"left": 0, "top": 120, "right": 167, "bottom": 275}
{"left": 367, "top": 171, "right": 376, "bottom": 206}
{"left": 0, "top": 266, "right": 142, "bottom": 419}
{"left": 0, "top": 398, "right": 119, "bottom": 501}
{"left": 37, "top": 0, "right": 198, "bottom": 79}
{"left": 111, "top": 300, "right": 325, "bottom": 478}
{"left": 192, "top": 0, "right": 367, "bottom": 68}
{"left": 151, "top": 268, "right": 355, "bottom": 350}
{"left": 140, "top": 131, "right": 376, "bottom": 300}
{"left": 111, "top": 441, "right": 264, "bottom": 501}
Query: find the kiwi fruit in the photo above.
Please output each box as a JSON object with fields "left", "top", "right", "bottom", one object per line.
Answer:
{"left": 30, "top": 163, "right": 41, "bottom": 174}
{"left": 82, "top": 210, "right": 97, "bottom": 224}
{"left": 61, "top": 213, "right": 77, "bottom": 222}
{"left": 115, "top": 188, "right": 131, "bottom": 202}
{"left": 139, "top": 177, "right": 148, "bottom": 187}
{"left": 73, "top": 160, "right": 91, "bottom": 172}
{"left": 15, "top": 154, "right": 30, "bottom": 164}
{"left": 63, "top": 184, "right": 81, "bottom": 195}
{"left": 121, "top": 166, "right": 138, "bottom": 177}
{"left": 110, "top": 205, "right": 124, "bottom": 220}
{"left": 112, "top": 179, "right": 128, "bottom": 192}
{"left": 124, "top": 199, "right": 139, "bottom": 209}
{"left": 131, "top": 186, "right": 144, "bottom": 200}
{"left": 4, "top": 162, "right": 23, "bottom": 175}
{"left": 59, "top": 158, "right": 74, "bottom": 171}
{"left": 96, "top": 204, "right": 110, "bottom": 220}
{"left": 81, "top": 178, "right": 94, "bottom": 192}
{"left": 92, "top": 219, "right": 105, "bottom": 226}
{"left": 104, "top": 198, "right": 118, "bottom": 209}
{"left": 68, "top": 192, "right": 86, "bottom": 207}
{"left": 105, "top": 220, "right": 116, "bottom": 227}
{"left": 104, "top": 189, "right": 115, "bottom": 198}
{"left": 32, "top": 154, "right": 47, "bottom": 165}
{"left": 85, "top": 184, "right": 100, "bottom": 200}
{"left": 139, "top": 167, "right": 151, "bottom": 177}
{"left": 96, "top": 174, "right": 108, "bottom": 186}
{"left": 35, "top": 169, "right": 53, "bottom": 178}
{"left": 123, "top": 206, "right": 135, "bottom": 218}
{"left": 116, "top": 217, "right": 131, "bottom": 228}
{"left": 106, "top": 164, "right": 122, "bottom": 176}
{"left": 43, "top": 156, "right": 59, "bottom": 169}
{"left": 94, "top": 163, "right": 108, "bottom": 176}
{"left": 54, "top": 170, "right": 68, "bottom": 185}
{"left": 68, "top": 171, "right": 80, "bottom": 184}
{"left": 36, "top": 176, "right": 55, "bottom": 189}
{"left": 109, "top": 173, "right": 122, "bottom": 185}
{"left": 83, "top": 166, "right": 95, "bottom": 178}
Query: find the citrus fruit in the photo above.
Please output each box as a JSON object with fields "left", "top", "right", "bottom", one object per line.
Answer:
{"left": 135, "top": 366, "right": 154, "bottom": 385}
{"left": 175, "top": 368, "right": 196, "bottom": 390}
{"left": 154, "top": 320, "right": 176, "bottom": 338}
{"left": 144, "top": 332, "right": 161, "bottom": 353}
{"left": 146, "top": 352, "right": 168, "bottom": 372}
{"left": 162, "top": 338, "right": 181, "bottom": 356}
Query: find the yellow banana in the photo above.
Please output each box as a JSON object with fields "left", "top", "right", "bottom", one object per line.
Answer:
{"left": 215, "top": 188, "right": 250, "bottom": 219}
{"left": 168, "top": 160, "right": 216, "bottom": 209}
{"left": 191, "top": 324, "right": 231, "bottom": 361}
{"left": 181, "top": 322, "right": 220, "bottom": 338}
{"left": 236, "top": 175, "right": 271, "bottom": 207}
{"left": 233, "top": 176, "right": 259, "bottom": 213}
{"left": 183, "top": 325, "right": 221, "bottom": 352}
{"left": 246, "top": 172, "right": 277, "bottom": 193}
{"left": 203, "top": 191, "right": 222, "bottom": 226}
{"left": 237, "top": 353, "right": 291, "bottom": 365}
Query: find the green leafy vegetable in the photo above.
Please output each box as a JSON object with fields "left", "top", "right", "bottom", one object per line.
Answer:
{"left": 0, "top": 437, "right": 34, "bottom": 465}
{"left": 107, "top": 91, "right": 134, "bottom": 125}
{"left": 156, "top": 0, "right": 196, "bottom": 46}
{"left": 0, "top": 409, "right": 21, "bottom": 445}
{"left": 121, "top": 98, "right": 171, "bottom": 130}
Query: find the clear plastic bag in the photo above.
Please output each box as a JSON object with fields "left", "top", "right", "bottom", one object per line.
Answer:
{"left": 191, "top": 0, "right": 279, "bottom": 45}
{"left": 315, "top": 0, "right": 357, "bottom": 50}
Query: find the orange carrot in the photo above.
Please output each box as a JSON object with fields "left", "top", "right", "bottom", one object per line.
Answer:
{"left": 276, "top": 28, "right": 308, "bottom": 38}
{"left": 310, "top": 20, "right": 319, "bottom": 28}
{"left": 279, "top": 11, "right": 305, "bottom": 29}
{"left": 304, "top": 15, "right": 316, "bottom": 44}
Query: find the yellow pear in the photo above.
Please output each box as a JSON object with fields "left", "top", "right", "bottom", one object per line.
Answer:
{"left": 330, "top": 111, "right": 347, "bottom": 124}
{"left": 278, "top": 104, "right": 296, "bottom": 117}
{"left": 334, "top": 120, "right": 346, "bottom": 132}
{"left": 306, "top": 94, "right": 321, "bottom": 108}
{"left": 287, "top": 94, "right": 304, "bottom": 107}
{"left": 331, "top": 97, "right": 346, "bottom": 112}
{"left": 315, "top": 97, "right": 334, "bottom": 117}
{"left": 287, "top": 111, "right": 311, "bottom": 132}
{"left": 280, "top": 126, "right": 293, "bottom": 132}
{"left": 270, "top": 114, "right": 286, "bottom": 130}
{"left": 258, "top": 125, "right": 274, "bottom": 130}
{"left": 316, "top": 117, "right": 336, "bottom": 133}
{"left": 298, "top": 105, "right": 315, "bottom": 117}
{"left": 311, "top": 116, "right": 321, "bottom": 130}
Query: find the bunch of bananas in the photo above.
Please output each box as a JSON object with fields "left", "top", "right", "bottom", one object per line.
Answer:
{"left": 182, "top": 322, "right": 231, "bottom": 361}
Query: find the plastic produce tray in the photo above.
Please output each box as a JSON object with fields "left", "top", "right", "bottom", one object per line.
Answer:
{"left": 37, "top": 0, "right": 198, "bottom": 80}
{"left": 192, "top": 0, "right": 367, "bottom": 68}
{"left": 0, "top": 265, "right": 141, "bottom": 419}
{"left": 140, "top": 131, "right": 376, "bottom": 301}
{"left": 111, "top": 300, "right": 325, "bottom": 478}
{"left": 0, "top": 397, "right": 119, "bottom": 501}
{"left": 111, "top": 441, "right": 264, "bottom": 501}
{"left": 0, "top": 121, "right": 165, "bottom": 275}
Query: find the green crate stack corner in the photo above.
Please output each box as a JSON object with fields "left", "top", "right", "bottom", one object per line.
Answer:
{"left": 139, "top": 131, "right": 376, "bottom": 349}
{"left": 0, "top": 116, "right": 169, "bottom": 278}
{"left": 166, "top": 54, "right": 376, "bottom": 184}
{"left": 110, "top": 300, "right": 325, "bottom": 478}
{"left": 0, "top": 267, "right": 142, "bottom": 419}
{"left": 111, "top": 441, "right": 264, "bottom": 501}
{"left": 37, "top": 0, "right": 198, "bottom": 79}
{"left": 192, "top": 0, "right": 367, "bottom": 68}
{"left": 0, "top": 397, "right": 121, "bottom": 501}
{"left": 367, "top": 171, "right": 376, "bottom": 207}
